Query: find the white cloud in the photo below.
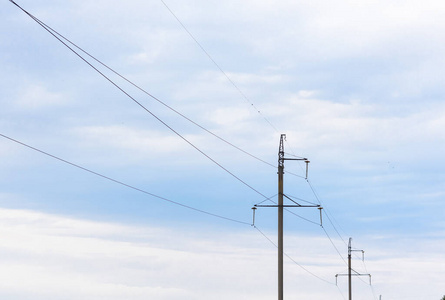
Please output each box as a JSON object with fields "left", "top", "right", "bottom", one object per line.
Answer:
{"left": 15, "top": 83, "right": 69, "bottom": 110}
{"left": 0, "top": 208, "right": 444, "bottom": 300}
{"left": 0, "top": 208, "right": 278, "bottom": 299}
{"left": 259, "top": 93, "right": 445, "bottom": 168}
{"left": 72, "top": 125, "right": 186, "bottom": 155}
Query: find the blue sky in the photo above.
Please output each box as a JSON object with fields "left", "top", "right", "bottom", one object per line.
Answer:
{"left": 1, "top": 0, "right": 445, "bottom": 299}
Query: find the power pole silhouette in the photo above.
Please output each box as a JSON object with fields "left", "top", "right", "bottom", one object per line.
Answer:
{"left": 335, "top": 238, "right": 371, "bottom": 300}
{"left": 254, "top": 134, "right": 320, "bottom": 300}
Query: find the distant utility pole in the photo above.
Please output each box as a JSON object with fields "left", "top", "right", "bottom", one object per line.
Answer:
{"left": 335, "top": 238, "right": 371, "bottom": 300}
{"left": 254, "top": 134, "right": 321, "bottom": 300}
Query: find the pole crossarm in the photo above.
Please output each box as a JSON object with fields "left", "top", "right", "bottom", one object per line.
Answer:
{"left": 283, "top": 158, "right": 308, "bottom": 161}
{"left": 335, "top": 273, "right": 372, "bottom": 285}
{"left": 255, "top": 204, "right": 320, "bottom": 208}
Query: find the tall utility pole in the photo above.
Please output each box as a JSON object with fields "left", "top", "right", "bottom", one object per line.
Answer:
{"left": 277, "top": 133, "right": 285, "bottom": 300}
{"left": 348, "top": 238, "right": 353, "bottom": 300}
{"left": 255, "top": 134, "right": 320, "bottom": 300}
{"left": 336, "top": 238, "right": 371, "bottom": 300}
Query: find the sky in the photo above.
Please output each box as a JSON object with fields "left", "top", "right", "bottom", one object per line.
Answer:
{"left": 1, "top": 0, "right": 445, "bottom": 299}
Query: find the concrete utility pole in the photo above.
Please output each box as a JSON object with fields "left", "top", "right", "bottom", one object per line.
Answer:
{"left": 336, "top": 238, "right": 371, "bottom": 300}
{"left": 348, "top": 238, "right": 353, "bottom": 300}
{"left": 277, "top": 134, "right": 285, "bottom": 300}
{"left": 255, "top": 134, "right": 320, "bottom": 300}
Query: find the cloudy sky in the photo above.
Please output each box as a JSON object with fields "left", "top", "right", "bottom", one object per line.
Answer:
{"left": 1, "top": 0, "right": 445, "bottom": 299}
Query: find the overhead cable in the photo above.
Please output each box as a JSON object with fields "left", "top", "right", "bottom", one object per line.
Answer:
{"left": 321, "top": 224, "right": 347, "bottom": 266}
{"left": 0, "top": 133, "right": 251, "bottom": 226}
{"left": 307, "top": 179, "right": 348, "bottom": 246}
{"left": 253, "top": 225, "right": 335, "bottom": 285}
{"left": 160, "top": 0, "right": 279, "bottom": 133}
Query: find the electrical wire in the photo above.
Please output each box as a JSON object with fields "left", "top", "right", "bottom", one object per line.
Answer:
{"left": 253, "top": 225, "right": 335, "bottom": 285}
{"left": 160, "top": 0, "right": 279, "bottom": 133}
{"left": 336, "top": 285, "right": 348, "bottom": 300}
{"left": 361, "top": 256, "right": 378, "bottom": 300}
{"left": 321, "top": 224, "right": 347, "bottom": 266}
{"left": 369, "top": 283, "right": 378, "bottom": 300}
{"left": 9, "top": 0, "right": 271, "bottom": 202}
{"left": 0, "top": 133, "right": 251, "bottom": 226}
{"left": 255, "top": 194, "right": 278, "bottom": 205}
{"left": 307, "top": 179, "right": 348, "bottom": 246}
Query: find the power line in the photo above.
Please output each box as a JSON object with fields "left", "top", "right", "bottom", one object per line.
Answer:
{"left": 361, "top": 254, "right": 379, "bottom": 300}
{"left": 253, "top": 225, "right": 335, "bottom": 285}
{"left": 336, "top": 285, "right": 348, "bottom": 300}
{"left": 321, "top": 224, "right": 348, "bottom": 266}
{"left": 307, "top": 179, "right": 348, "bottom": 246}
{"left": 0, "top": 133, "right": 251, "bottom": 226}
{"left": 304, "top": 179, "right": 357, "bottom": 269}
{"left": 9, "top": 0, "right": 270, "bottom": 201}
{"left": 160, "top": 0, "right": 279, "bottom": 133}
{"left": 255, "top": 194, "right": 278, "bottom": 205}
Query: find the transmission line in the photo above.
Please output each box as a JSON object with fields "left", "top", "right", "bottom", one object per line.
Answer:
{"left": 321, "top": 224, "right": 348, "bottom": 266}
{"left": 253, "top": 225, "right": 335, "bottom": 285}
{"left": 0, "top": 133, "right": 251, "bottom": 226}
{"left": 160, "top": 0, "right": 279, "bottom": 133}
{"left": 307, "top": 179, "right": 348, "bottom": 246}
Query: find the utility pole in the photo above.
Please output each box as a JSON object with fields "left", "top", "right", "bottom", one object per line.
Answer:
{"left": 254, "top": 134, "right": 320, "bottom": 300}
{"left": 348, "top": 238, "right": 353, "bottom": 300}
{"left": 335, "top": 238, "right": 371, "bottom": 300}
{"left": 278, "top": 134, "right": 284, "bottom": 300}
